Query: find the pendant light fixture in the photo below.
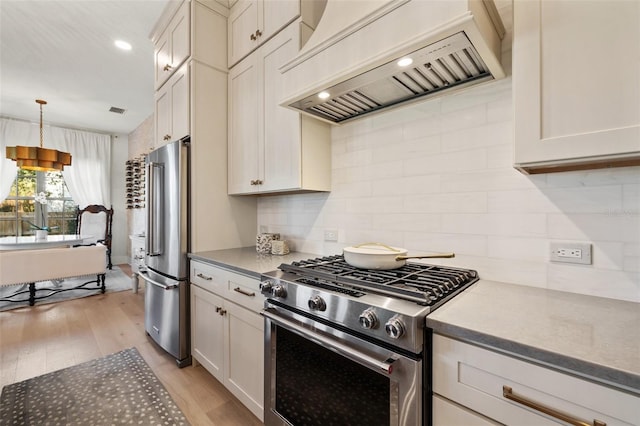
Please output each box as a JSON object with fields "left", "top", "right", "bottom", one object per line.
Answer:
{"left": 5, "top": 99, "right": 72, "bottom": 171}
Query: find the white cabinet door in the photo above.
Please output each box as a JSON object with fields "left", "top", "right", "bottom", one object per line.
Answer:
{"left": 260, "top": 0, "right": 299, "bottom": 44}
{"left": 228, "top": 55, "right": 259, "bottom": 194}
{"left": 513, "top": 0, "right": 640, "bottom": 173}
{"left": 228, "top": 21, "right": 330, "bottom": 195}
{"left": 191, "top": 285, "right": 225, "bottom": 382}
{"left": 154, "top": 0, "right": 190, "bottom": 89}
{"left": 154, "top": 63, "right": 189, "bottom": 148}
{"left": 260, "top": 22, "right": 301, "bottom": 192}
{"left": 228, "top": 0, "right": 259, "bottom": 66}
{"left": 224, "top": 301, "right": 264, "bottom": 421}
{"left": 228, "top": 0, "right": 300, "bottom": 67}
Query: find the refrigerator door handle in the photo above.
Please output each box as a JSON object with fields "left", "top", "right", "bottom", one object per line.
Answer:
{"left": 140, "top": 272, "right": 179, "bottom": 290}
{"left": 146, "top": 161, "right": 164, "bottom": 257}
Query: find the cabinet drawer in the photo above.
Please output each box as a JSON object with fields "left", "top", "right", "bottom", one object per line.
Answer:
{"left": 190, "top": 260, "right": 227, "bottom": 294}
{"left": 190, "top": 260, "right": 265, "bottom": 312}
{"left": 433, "top": 334, "right": 640, "bottom": 426}
{"left": 224, "top": 271, "right": 264, "bottom": 313}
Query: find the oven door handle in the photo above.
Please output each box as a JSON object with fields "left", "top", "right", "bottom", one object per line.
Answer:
{"left": 262, "top": 310, "right": 396, "bottom": 374}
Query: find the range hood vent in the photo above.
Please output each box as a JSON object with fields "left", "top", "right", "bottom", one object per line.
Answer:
{"left": 280, "top": 0, "right": 505, "bottom": 124}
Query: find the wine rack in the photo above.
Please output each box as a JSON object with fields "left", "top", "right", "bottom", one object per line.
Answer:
{"left": 126, "top": 156, "right": 146, "bottom": 209}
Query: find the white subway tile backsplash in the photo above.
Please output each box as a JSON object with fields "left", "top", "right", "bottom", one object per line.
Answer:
{"left": 372, "top": 135, "right": 441, "bottom": 163}
{"left": 442, "top": 121, "right": 512, "bottom": 153}
{"left": 373, "top": 175, "right": 440, "bottom": 197}
{"left": 404, "top": 192, "right": 486, "bottom": 213}
{"left": 547, "top": 265, "right": 640, "bottom": 302}
{"left": 404, "top": 148, "right": 488, "bottom": 175}
{"left": 441, "top": 169, "right": 545, "bottom": 193}
{"left": 548, "top": 213, "right": 640, "bottom": 243}
{"left": 488, "top": 236, "right": 549, "bottom": 262}
{"left": 403, "top": 232, "right": 488, "bottom": 257}
{"left": 372, "top": 213, "right": 441, "bottom": 233}
{"left": 442, "top": 213, "right": 547, "bottom": 237}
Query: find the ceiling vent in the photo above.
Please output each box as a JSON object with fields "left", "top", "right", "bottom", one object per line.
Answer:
{"left": 109, "top": 106, "right": 126, "bottom": 114}
{"left": 280, "top": 0, "right": 506, "bottom": 125}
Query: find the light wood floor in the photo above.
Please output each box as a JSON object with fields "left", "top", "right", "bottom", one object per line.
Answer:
{"left": 0, "top": 264, "right": 263, "bottom": 426}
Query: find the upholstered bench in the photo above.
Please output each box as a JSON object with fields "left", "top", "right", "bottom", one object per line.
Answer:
{"left": 0, "top": 245, "right": 107, "bottom": 306}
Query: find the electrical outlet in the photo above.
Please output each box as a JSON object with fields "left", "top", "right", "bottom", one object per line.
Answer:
{"left": 550, "top": 242, "right": 592, "bottom": 265}
{"left": 324, "top": 229, "right": 338, "bottom": 242}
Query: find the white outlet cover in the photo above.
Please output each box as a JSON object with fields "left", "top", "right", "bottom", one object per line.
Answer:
{"left": 550, "top": 242, "right": 592, "bottom": 265}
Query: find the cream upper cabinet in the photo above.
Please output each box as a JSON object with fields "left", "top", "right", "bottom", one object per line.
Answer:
{"left": 432, "top": 334, "right": 640, "bottom": 426}
{"left": 228, "top": 21, "right": 330, "bottom": 195}
{"left": 154, "top": 0, "right": 190, "bottom": 90}
{"left": 228, "top": 0, "right": 300, "bottom": 67}
{"left": 154, "top": 63, "right": 189, "bottom": 148}
{"left": 513, "top": 0, "right": 640, "bottom": 174}
{"left": 151, "top": 0, "right": 257, "bottom": 253}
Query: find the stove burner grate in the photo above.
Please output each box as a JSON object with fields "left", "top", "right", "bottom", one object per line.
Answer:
{"left": 279, "top": 255, "right": 478, "bottom": 305}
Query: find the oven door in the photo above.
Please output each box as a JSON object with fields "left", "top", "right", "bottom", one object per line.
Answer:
{"left": 263, "top": 302, "right": 423, "bottom": 426}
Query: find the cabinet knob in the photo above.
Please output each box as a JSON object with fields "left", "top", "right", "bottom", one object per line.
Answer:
{"left": 255, "top": 29, "right": 262, "bottom": 38}
{"left": 251, "top": 179, "right": 263, "bottom": 185}
{"left": 163, "top": 134, "right": 171, "bottom": 141}
{"left": 250, "top": 33, "right": 256, "bottom": 41}
{"left": 163, "top": 64, "right": 173, "bottom": 72}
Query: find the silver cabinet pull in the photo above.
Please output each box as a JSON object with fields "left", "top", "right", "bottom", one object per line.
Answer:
{"left": 502, "top": 386, "right": 606, "bottom": 426}
{"left": 196, "top": 273, "right": 212, "bottom": 281}
{"left": 233, "top": 286, "right": 255, "bottom": 297}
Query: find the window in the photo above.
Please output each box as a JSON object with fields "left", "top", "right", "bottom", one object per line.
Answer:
{"left": 0, "top": 169, "right": 77, "bottom": 237}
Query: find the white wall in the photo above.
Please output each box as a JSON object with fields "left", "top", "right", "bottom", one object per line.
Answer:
{"left": 256, "top": 1, "right": 640, "bottom": 303}
{"left": 110, "top": 134, "right": 129, "bottom": 265}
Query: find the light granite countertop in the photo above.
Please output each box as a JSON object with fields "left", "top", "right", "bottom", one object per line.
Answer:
{"left": 188, "top": 246, "right": 320, "bottom": 279}
{"left": 188, "top": 248, "right": 640, "bottom": 394}
{"left": 426, "top": 280, "right": 640, "bottom": 394}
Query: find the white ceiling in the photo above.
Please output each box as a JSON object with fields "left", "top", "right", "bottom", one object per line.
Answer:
{"left": 0, "top": 0, "right": 173, "bottom": 135}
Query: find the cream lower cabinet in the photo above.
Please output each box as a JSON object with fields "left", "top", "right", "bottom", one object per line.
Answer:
{"left": 432, "top": 334, "right": 640, "bottom": 426}
{"left": 228, "top": 20, "right": 330, "bottom": 195}
{"left": 513, "top": 0, "right": 640, "bottom": 173}
{"left": 190, "top": 260, "right": 264, "bottom": 421}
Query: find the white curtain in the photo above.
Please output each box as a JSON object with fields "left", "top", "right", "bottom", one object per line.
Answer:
{"left": 0, "top": 117, "right": 111, "bottom": 208}
{"left": 49, "top": 127, "right": 111, "bottom": 208}
{"left": 0, "top": 118, "right": 37, "bottom": 200}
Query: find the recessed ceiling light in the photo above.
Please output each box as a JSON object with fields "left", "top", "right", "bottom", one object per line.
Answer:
{"left": 318, "top": 91, "right": 330, "bottom": 100}
{"left": 397, "top": 57, "right": 413, "bottom": 67}
{"left": 115, "top": 40, "right": 132, "bottom": 51}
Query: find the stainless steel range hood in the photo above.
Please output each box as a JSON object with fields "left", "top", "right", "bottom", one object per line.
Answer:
{"left": 280, "top": 0, "right": 506, "bottom": 124}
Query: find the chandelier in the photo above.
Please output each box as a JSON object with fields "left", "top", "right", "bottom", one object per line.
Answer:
{"left": 5, "top": 99, "right": 72, "bottom": 171}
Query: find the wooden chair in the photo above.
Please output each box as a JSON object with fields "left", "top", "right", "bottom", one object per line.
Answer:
{"left": 75, "top": 205, "right": 114, "bottom": 269}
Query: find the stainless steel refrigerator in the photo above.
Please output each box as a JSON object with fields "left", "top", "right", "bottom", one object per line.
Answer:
{"left": 140, "top": 136, "right": 191, "bottom": 367}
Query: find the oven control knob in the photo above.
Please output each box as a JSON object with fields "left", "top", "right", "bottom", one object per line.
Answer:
{"left": 358, "top": 309, "right": 378, "bottom": 329}
{"left": 308, "top": 295, "right": 326, "bottom": 311}
{"left": 259, "top": 280, "right": 274, "bottom": 294}
{"left": 271, "top": 284, "right": 287, "bottom": 298}
{"left": 385, "top": 316, "right": 405, "bottom": 339}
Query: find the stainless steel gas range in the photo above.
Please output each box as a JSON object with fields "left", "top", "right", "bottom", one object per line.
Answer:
{"left": 260, "top": 255, "right": 478, "bottom": 426}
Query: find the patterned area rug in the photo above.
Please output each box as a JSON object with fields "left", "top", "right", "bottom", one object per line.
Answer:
{"left": 0, "top": 266, "right": 132, "bottom": 312}
{"left": 0, "top": 347, "right": 189, "bottom": 425}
